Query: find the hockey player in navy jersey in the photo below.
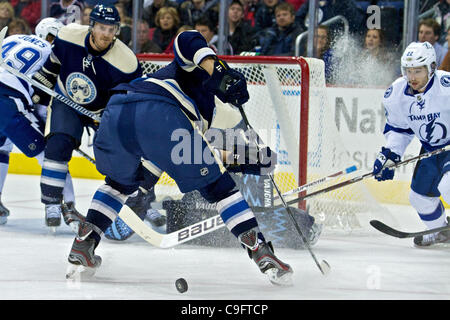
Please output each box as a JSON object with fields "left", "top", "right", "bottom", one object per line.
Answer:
{"left": 67, "top": 30, "right": 293, "bottom": 286}
{"left": 32, "top": 5, "right": 143, "bottom": 229}
{"left": 0, "top": 18, "right": 83, "bottom": 229}
{"left": 373, "top": 41, "right": 450, "bottom": 247}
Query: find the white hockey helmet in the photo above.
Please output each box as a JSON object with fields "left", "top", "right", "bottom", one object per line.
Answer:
{"left": 401, "top": 41, "right": 437, "bottom": 79}
{"left": 35, "top": 17, "right": 64, "bottom": 40}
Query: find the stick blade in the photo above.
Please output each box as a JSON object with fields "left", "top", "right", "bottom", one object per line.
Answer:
{"left": 370, "top": 220, "right": 409, "bottom": 238}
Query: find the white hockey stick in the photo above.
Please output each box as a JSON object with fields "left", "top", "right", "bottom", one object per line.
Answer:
{"left": 275, "top": 164, "right": 358, "bottom": 200}
{"left": 118, "top": 205, "right": 224, "bottom": 248}
{"left": 0, "top": 27, "right": 101, "bottom": 122}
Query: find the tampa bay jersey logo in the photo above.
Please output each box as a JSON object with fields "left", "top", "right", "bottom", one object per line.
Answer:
{"left": 419, "top": 118, "right": 447, "bottom": 145}
{"left": 65, "top": 72, "right": 97, "bottom": 105}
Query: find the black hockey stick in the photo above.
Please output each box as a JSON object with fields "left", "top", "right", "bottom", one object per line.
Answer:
{"left": 75, "top": 148, "right": 96, "bottom": 164}
{"left": 0, "top": 27, "right": 101, "bottom": 122}
{"left": 369, "top": 220, "right": 450, "bottom": 239}
{"left": 236, "top": 103, "right": 331, "bottom": 276}
{"left": 249, "top": 144, "right": 450, "bottom": 212}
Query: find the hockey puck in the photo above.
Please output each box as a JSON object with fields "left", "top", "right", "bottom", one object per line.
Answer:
{"left": 175, "top": 278, "right": 188, "bottom": 293}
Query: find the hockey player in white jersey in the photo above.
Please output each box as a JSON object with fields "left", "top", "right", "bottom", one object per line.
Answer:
{"left": 0, "top": 18, "right": 84, "bottom": 230}
{"left": 373, "top": 41, "right": 450, "bottom": 247}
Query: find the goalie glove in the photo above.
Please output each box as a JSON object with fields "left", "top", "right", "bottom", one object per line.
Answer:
{"left": 31, "top": 68, "right": 57, "bottom": 105}
{"left": 203, "top": 58, "right": 250, "bottom": 106}
{"left": 226, "top": 144, "right": 277, "bottom": 176}
{"left": 373, "top": 147, "right": 401, "bottom": 181}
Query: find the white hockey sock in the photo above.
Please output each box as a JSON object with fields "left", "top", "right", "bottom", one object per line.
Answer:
{"left": 0, "top": 161, "right": 9, "bottom": 194}
{"left": 63, "top": 173, "right": 75, "bottom": 204}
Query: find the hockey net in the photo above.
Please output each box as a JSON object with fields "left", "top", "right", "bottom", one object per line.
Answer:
{"left": 137, "top": 54, "right": 394, "bottom": 232}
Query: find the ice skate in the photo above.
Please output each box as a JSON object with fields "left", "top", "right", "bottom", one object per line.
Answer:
{"left": 67, "top": 221, "right": 102, "bottom": 280}
{"left": 0, "top": 200, "right": 10, "bottom": 225}
{"left": 240, "top": 229, "right": 293, "bottom": 286}
{"left": 45, "top": 204, "right": 62, "bottom": 232}
{"left": 62, "top": 202, "right": 86, "bottom": 234}
{"left": 414, "top": 229, "right": 450, "bottom": 247}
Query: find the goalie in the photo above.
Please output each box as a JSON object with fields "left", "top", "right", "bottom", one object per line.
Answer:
{"left": 66, "top": 30, "right": 294, "bottom": 286}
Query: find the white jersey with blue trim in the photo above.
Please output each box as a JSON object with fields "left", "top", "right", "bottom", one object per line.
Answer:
{"left": 382, "top": 70, "right": 450, "bottom": 155}
{"left": 0, "top": 34, "right": 52, "bottom": 105}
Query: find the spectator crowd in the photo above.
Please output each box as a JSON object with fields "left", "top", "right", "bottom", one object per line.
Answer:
{"left": 1, "top": 0, "right": 450, "bottom": 87}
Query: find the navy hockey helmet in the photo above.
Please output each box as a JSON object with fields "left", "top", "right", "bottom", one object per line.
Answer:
{"left": 89, "top": 4, "right": 120, "bottom": 34}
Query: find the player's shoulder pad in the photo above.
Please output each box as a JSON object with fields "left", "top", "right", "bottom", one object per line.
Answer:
{"left": 383, "top": 76, "right": 405, "bottom": 101}
{"left": 56, "top": 23, "right": 89, "bottom": 47}
{"left": 102, "top": 38, "right": 139, "bottom": 74}
{"left": 435, "top": 70, "right": 450, "bottom": 92}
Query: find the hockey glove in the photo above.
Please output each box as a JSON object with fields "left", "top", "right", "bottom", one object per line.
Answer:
{"left": 373, "top": 147, "right": 401, "bottom": 181}
{"left": 203, "top": 58, "right": 250, "bottom": 106}
{"left": 226, "top": 144, "right": 277, "bottom": 176}
{"left": 31, "top": 69, "right": 57, "bottom": 105}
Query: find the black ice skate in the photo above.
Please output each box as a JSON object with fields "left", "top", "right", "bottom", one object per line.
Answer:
{"left": 67, "top": 221, "right": 102, "bottom": 280}
{"left": 45, "top": 204, "right": 62, "bottom": 229}
{"left": 239, "top": 229, "right": 293, "bottom": 286}
{"left": 414, "top": 218, "right": 450, "bottom": 248}
{"left": 414, "top": 229, "right": 450, "bottom": 247}
{"left": 62, "top": 202, "right": 86, "bottom": 233}
{"left": 0, "top": 199, "right": 10, "bottom": 225}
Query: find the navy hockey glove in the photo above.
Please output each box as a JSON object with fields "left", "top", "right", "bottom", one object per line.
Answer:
{"left": 203, "top": 58, "right": 250, "bottom": 106}
{"left": 373, "top": 147, "right": 401, "bottom": 181}
{"left": 226, "top": 144, "right": 277, "bottom": 176}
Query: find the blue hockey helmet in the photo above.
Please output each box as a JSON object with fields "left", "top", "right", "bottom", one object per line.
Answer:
{"left": 89, "top": 4, "right": 120, "bottom": 34}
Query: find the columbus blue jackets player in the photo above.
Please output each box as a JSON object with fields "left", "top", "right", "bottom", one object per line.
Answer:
{"left": 373, "top": 41, "right": 450, "bottom": 247}
{"left": 66, "top": 30, "right": 293, "bottom": 286}
{"left": 33, "top": 5, "right": 142, "bottom": 229}
{"left": 0, "top": 18, "right": 82, "bottom": 229}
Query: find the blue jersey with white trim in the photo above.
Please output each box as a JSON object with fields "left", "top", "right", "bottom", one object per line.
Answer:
{"left": 383, "top": 70, "right": 450, "bottom": 155}
{"left": 43, "top": 23, "right": 142, "bottom": 112}
{"left": 0, "top": 34, "right": 52, "bottom": 105}
{"left": 112, "top": 30, "right": 217, "bottom": 128}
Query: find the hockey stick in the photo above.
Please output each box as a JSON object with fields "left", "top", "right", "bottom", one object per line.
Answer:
{"left": 369, "top": 220, "right": 450, "bottom": 239}
{"left": 75, "top": 148, "right": 95, "bottom": 164}
{"left": 0, "top": 27, "right": 101, "bottom": 122}
{"left": 118, "top": 204, "right": 225, "bottom": 248}
{"left": 235, "top": 103, "right": 331, "bottom": 276}
{"left": 275, "top": 164, "right": 358, "bottom": 200}
{"left": 251, "top": 144, "right": 450, "bottom": 212}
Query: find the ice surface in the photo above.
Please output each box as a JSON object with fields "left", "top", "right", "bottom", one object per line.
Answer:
{"left": 0, "top": 174, "right": 449, "bottom": 300}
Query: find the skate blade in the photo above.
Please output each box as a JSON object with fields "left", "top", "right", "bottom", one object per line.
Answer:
{"left": 66, "top": 264, "right": 97, "bottom": 281}
{"left": 265, "top": 268, "right": 293, "bottom": 286}
{"left": 48, "top": 226, "right": 58, "bottom": 234}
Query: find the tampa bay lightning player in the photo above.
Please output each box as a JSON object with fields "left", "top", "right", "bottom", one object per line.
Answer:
{"left": 373, "top": 41, "right": 450, "bottom": 247}
{"left": 0, "top": 18, "right": 81, "bottom": 229}
{"left": 66, "top": 30, "right": 293, "bottom": 286}
{"left": 32, "top": 5, "right": 142, "bottom": 229}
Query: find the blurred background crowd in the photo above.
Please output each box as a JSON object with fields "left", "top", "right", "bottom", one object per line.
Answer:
{"left": 0, "top": 0, "right": 449, "bottom": 87}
